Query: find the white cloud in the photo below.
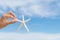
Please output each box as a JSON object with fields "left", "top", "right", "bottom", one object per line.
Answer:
{"left": 0, "top": 0, "right": 60, "bottom": 18}
{"left": 0, "top": 32, "right": 59, "bottom": 40}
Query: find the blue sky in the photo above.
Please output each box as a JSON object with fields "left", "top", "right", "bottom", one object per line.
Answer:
{"left": 0, "top": 0, "right": 60, "bottom": 40}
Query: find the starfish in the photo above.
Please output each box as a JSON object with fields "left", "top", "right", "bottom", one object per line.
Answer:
{"left": 16, "top": 15, "right": 30, "bottom": 32}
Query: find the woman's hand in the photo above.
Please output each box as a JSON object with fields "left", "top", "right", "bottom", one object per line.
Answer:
{"left": 0, "top": 11, "right": 18, "bottom": 29}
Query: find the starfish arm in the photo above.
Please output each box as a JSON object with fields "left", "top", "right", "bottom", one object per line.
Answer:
{"left": 25, "top": 18, "right": 30, "bottom": 22}
{"left": 22, "top": 15, "right": 24, "bottom": 21}
{"left": 24, "top": 23, "right": 29, "bottom": 32}
{"left": 17, "top": 19, "right": 22, "bottom": 22}
{"left": 16, "top": 23, "right": 23, "bottom": 32}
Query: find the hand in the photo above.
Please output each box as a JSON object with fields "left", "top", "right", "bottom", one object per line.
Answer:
{"left": 0, "top": 11, "right": 18, "bottom": 29}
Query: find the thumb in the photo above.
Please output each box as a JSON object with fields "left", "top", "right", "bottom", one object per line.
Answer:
{"left": 8, "top": 19, "right": 18, "bottom": 24}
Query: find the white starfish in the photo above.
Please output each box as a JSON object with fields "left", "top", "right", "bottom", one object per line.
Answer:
{"left": 16, "top": 15, "right": 30, "bottom": 32}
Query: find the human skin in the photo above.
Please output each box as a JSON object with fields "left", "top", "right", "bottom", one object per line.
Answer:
{"left": 0, "top": 12, "right": 18, "bottom": 29}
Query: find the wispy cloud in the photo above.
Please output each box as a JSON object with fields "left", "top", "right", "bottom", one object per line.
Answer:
{"left": 0, "top": 0, "right": 60, "bottom": 18}
{"left": 0, "top": 32, "right": 59, "bottom": 40}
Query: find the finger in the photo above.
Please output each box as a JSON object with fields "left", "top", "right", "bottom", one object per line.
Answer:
{"left": 7, "top": 15, "right": 15, "bottom": 19}
{"left": 7, "top": 12, "right": 16, "bottom": 18}
{"left": 3, "top": 14, "right": 15, "bottom": 19}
